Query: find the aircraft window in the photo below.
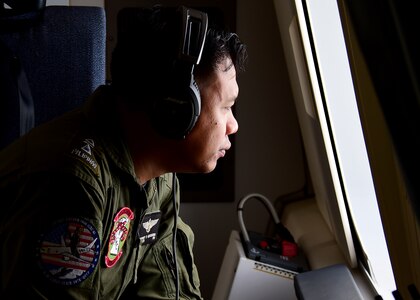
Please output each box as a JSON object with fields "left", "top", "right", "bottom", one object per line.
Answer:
{"left": 294, "top": 0, "right": 396, "bottom": 298}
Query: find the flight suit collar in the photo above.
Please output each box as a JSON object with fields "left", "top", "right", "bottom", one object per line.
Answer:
{"left": 82, "top": 85, "right": 159, "bottom": 205}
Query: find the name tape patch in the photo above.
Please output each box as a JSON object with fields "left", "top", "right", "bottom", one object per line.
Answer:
{"left": 137, "top": 211, "right": 161, "bottom": 245}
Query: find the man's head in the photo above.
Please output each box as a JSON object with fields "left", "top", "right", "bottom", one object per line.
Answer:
{"left": 110, "top": 5, "right": 247, "bottom": 175}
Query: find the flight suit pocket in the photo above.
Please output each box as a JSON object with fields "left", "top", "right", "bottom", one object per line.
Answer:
{"left": 153, "top": 220, "right": 201, "bottom": 299}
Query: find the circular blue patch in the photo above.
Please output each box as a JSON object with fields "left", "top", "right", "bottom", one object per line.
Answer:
{"left": 36, "top": 217, "right": 100, "bottom": 286}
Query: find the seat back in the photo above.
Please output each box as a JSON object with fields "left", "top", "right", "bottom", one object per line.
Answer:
{"left": 0, "top": 4, "right": 106, "bottom": 148}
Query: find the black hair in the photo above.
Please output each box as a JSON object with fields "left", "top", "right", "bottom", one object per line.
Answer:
{"left": 110, "top": 5, "right": 247, "bottom": 109}
{"left": 195, "top": 30, "right": 247, "bottom": 79}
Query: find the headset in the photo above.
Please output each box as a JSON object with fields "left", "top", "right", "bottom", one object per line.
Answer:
{"left": 151, "top": 6, "right": 208, "bottom": 139}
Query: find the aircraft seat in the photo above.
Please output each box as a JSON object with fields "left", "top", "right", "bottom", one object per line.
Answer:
{"left": 0, "top": 4, "right": 106, "bottom": 149}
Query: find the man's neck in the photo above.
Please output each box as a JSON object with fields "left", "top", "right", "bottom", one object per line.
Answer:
{"left": 117, "top": 100, "right": 172, "bottom": 184}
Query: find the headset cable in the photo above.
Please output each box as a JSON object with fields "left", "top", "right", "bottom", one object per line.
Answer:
{"left": 172, "top": 172, "right": 180, "bottom": 300}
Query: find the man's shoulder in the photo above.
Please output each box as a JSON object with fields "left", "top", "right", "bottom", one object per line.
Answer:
{"left": 0, "top": 110, "right": 109, "bottom": 185}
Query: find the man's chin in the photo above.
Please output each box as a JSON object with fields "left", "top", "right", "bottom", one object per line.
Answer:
{"left": 181, "top": 158, "right": 219, "bottom": 174}
{"left": 198, "top": 161, "right": 218, "bottom": 174}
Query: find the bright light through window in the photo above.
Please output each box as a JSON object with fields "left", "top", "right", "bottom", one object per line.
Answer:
{"left": 295, "top": 0, "right": 396, "bottom": 298}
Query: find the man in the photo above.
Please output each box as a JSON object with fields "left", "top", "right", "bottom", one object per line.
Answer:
{"left": 0, "top": 5, "right": 247, "bottom": 299}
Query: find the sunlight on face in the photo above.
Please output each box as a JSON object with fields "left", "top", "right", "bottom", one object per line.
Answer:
{"left": 182, "top": 57, "right": 239, "bottom": 173}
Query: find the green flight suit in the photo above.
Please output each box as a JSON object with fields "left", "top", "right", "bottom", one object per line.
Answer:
{"left": 0, "top": 85, "right": 202, "bottom": 299}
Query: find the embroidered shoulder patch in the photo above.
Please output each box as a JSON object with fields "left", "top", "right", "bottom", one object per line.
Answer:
{"left": 105, "top": 207, "right": 135, "bottom": 268}
{"left": 36, "top": 217, "right": 101, "bottom": 286}
{"left": 69, "top": 138, "right": 100, "bottom": 176}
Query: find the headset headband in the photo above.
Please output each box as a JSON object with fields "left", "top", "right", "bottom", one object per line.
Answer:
{"left": 178, "top": 6, "right": 208, "bottom": 65}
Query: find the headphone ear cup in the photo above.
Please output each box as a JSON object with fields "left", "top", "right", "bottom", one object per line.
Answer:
{"left": 152, "top": 78, "right": 201, "bottom": 139}
{"left": 150, "top": 6, "right": 207, "bottom": 139}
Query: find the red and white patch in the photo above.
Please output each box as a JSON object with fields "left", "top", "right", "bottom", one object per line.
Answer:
{"left": 105, "top": 207, "right": 134, "bottom": 268}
